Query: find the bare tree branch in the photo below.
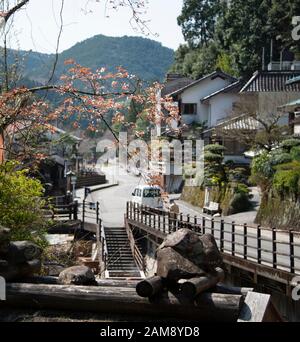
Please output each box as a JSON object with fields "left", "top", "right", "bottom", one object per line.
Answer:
{"left": 3, "top": 0, "right": 29, "bottom": 23}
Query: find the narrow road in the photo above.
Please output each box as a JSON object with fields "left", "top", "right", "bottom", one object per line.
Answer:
{"left": 77, "top": 163, "right": 142, "bottom": 227}
{"left": 76, "top": 163, "right": 300, "bottom": 274}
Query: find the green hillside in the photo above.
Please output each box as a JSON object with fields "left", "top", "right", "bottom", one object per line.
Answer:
{"left": 15, "top": 35, "right": 174, "bottom": 83}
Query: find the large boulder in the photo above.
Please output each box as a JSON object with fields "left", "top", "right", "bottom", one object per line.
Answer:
{"left": 58, "top": 265, "right": 96, "bottom": 285}
{"left": 156, "top": 247, "right": 205, "bottom": 281}
{"left": 158, "top": 229, "right": 205, "bottom": 265}
{"left": 156, "top": 230, "right": 223, "bottom": 280}
{"left": 6, "top": 241, "right": 42, "bottom": 263}
{"left": 199, "top": 234, "right": 223, "bottom": 271}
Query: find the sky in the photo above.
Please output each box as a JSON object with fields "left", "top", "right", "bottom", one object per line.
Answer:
{"left": 5, "top": 0, "right": 185, "bottom": 53}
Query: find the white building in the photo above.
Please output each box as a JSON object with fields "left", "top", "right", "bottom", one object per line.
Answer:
{"left": 164, "top": 70, "right": 241, "bottom": 130}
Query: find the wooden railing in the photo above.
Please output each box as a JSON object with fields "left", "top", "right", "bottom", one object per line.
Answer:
{"left": 98, "top": 219, "right": 108, "bottom": 275}
{"left": 125, "top": 216, "right": 145, "bottom": 272}
{"left": 44, "top": 202, "right": 78, "bottom": 221}
{"left": 80, "top": 200, "right": 100, "bottom": 224}
{"left": 126, "top": 201, "right": 300, "bottom": 276}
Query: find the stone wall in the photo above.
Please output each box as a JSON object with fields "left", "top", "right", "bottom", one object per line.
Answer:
{"left": 255, "top": 192, "right": 300, "bottom": 230}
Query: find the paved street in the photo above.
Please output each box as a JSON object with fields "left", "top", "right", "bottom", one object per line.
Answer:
{"left": 75, "top": 162, "right": 300, "bottom": 274}
{"left": 77, "top": 162, "right": 142, "bottom": 227}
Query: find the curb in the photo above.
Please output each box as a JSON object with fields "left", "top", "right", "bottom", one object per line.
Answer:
{"left": 90, "top": 182, "right": 119, "bottom": 193}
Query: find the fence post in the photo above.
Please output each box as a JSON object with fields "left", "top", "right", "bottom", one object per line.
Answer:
{"left": 133, "top": 202, "right": 137, "bottom": 221}
{"left": 163, "top": 212, "right": 166, "bottom": 234}
{"left": 96, "top": 201, "right": 100, "bottom": 224}
{"left": 186, "top": 214, "right": 190, "bottom": 230}
{"left": 257, "top": 225, "right": 261, "bottom": 264}
{"left": 194, "top": 216, "right": 198, "bottom": 233}
{"left": 82, "top": 200, "right": 86, "bottom": 223}
{"left": 244, "top": 223, "right": 247, "bottom": 260}
{"left": 202, "top": 216, "right": 206, "bottom": 234}
{"left": 158, "top": 212, "right": 161, "bottom": 231}
{"left": 290, "top": 229, "right": 295, "bottom": 274}
{"left": 180, "top": 213, "right": 183, "bottom": 229}
{"left": 211, "top": 219, "right": 215, "bottom": 237}
{"left": 126, "top": 202, "right": 129, "bottom": 218}
{"left": 231, "top": 222, "right": 235, "bottom": 256}
{"left": 69, "top": 203, "right": 72, "bottom": 220}
{"left": 220, "top": 220, "right": 224, "bottom": 253}
{"left": 74, "top": 201, "right": 78, "bottom": 221}
{"left": 272, "top": 227, "right": 277, "bottom": 269}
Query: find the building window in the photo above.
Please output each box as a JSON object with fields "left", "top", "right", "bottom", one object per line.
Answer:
{"left": 182, "top": 103, "right": 197, "bottom": 115}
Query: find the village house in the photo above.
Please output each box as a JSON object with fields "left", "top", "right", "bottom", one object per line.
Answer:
{"left": 153, "top": 70, "right": 242, "bottom": 192}
{"left": 154, "top": 62, "right": 300, "bottom": 192}
{"left": 204, "top": 63, "right": 300, "bottom": 163}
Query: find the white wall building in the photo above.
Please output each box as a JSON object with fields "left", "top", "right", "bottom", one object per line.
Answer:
{"left": 165, "top": 70, "right": 240, "bottom": 130}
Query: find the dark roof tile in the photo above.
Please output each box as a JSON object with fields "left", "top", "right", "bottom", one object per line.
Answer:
{"left": 241, "top": 71, "right": 300, "bottom": 92}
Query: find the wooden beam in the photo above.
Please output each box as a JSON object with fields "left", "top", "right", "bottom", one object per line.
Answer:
{"left": 179, "top": 268, "right": 225, "bottom": 298}
{"left": 136, "top": 276, "right": 164, "bottom": 297}
{"left": 2, "top": 283, "right": 244, "bottom": 322}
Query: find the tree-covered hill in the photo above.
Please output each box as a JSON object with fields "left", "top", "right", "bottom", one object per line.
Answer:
{"left": 7, "top": 35, "right": 174, "bottom": 84}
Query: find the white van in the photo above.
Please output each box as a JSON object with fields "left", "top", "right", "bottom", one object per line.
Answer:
{"left": 131, "top": 185, "right": 163, "bottom": 209}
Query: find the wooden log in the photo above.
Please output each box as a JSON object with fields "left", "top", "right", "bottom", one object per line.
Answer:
{"left": 136, "top": 276, "right": 164, "bottom": 298}
{"left": 2, "top": 283, "right": 244, "bottom": 322}
{"left": 179, "top": 267, "right": 225, "bottom": 298}
{"left": 17, "top": 277, "right": 139, "bottom": 288}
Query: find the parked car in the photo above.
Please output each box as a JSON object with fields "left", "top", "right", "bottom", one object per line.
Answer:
{"left": 131, "top": 185, "right": 163, "bottom": 209}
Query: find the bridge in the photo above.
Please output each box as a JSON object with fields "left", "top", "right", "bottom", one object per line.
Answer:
{"left": 46, "top": 198, "right": 300, "bottom": 320}
{"left": 125, "top": 201, "right": 300, "bottom": 299}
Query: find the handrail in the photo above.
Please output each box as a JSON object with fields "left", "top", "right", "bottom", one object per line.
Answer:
{"left": 124, "top": 215, "right": 145, "bottom": 272}
{"left": 126, "top": 201, "right": 300, "bottom": 275}
{"left": 98, "top": 219, "right": 108, "bottom": 275}
{"left": 44, "top": 202, "right": 78, "bottom": 220}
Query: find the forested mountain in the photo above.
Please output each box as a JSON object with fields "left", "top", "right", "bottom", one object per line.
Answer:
{"left": 5, "top": 35, "right": 174, "bottom": 84}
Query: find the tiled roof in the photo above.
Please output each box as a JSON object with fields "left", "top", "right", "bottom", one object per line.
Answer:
{"left": 166, "top": 70, "right": 238, "bottom": 97}
{"left": 241, "top": 71, "right": 300, "bottom": 92}
{"left": 161, "top": 77, "right": 193, "bottom": 97}
{"left": 201, "top": 80, "right": 243, "bottom": 102}
{"left": 203, "top": 114, "right": 259, "bottom": 134}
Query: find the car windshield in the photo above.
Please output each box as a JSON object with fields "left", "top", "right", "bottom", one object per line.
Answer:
{"left": 143, "top": 188, "right": 161, "bottom": 198}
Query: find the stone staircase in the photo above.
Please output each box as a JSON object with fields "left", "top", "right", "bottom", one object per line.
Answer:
{"left": 104, "top": 226, "right": 143, "bottom": 278}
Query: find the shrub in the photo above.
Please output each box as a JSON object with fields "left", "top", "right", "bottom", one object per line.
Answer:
{"left": 273, "top": 169, "right": 300, "bottom": 198}
{"left": 204, "top": 152, "right": 223, "bottom": 163}
{"left": 291, "top": 146, "right": 300, "bottom": 162}
{"left": 280, "top": 138, "right": 300, "bottom": 152}
{"left": 270, "top": 152, "right": 293, "bottom": 166}
{"left": 205, "top": 144, "right": 226, "bottom": 154}
{"left": 0, "top": 161, "right": 47, "bottom": 247}
{"left": 229, "top": 167, "right": 249, "bottom": 183}
{"left": 234, "top": 183, "right": 250, "bottom": 195}
{"left": 229, "top": 193, "right": 252, "bottom": 214}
